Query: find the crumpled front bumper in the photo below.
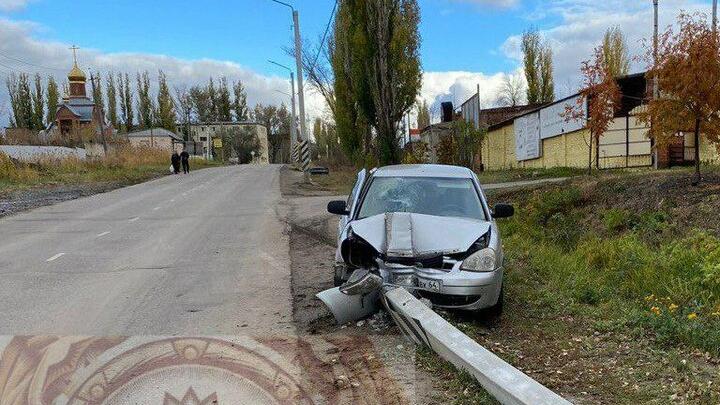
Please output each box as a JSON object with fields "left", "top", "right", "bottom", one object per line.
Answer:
{"left": 379, "top": 264, "right": 504, "bottom": 311}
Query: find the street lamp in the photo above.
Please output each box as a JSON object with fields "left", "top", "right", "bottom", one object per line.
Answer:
{"left": 268, "top": 0, "right": 307, "bottom": 147}
{"left": 269, "top": 59, "right": 298, "bottom": 162}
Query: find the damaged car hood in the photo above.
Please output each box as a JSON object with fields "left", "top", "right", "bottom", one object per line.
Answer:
{"left": 349, "top": 212, "right": 490, "bottom": 257}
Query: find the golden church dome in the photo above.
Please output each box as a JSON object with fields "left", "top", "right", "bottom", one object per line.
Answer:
{"left": 68, "top": 63, "right": 86, "bottom": 82}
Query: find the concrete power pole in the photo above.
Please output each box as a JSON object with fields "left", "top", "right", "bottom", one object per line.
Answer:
{"left": 714, "top": 0, "right": 718, "bottom": 33}
{"left": 653, "top": 0, "right": 660, "bottom": 169}
{"left": 290, "top": 71, "right": 297, "bottom": 162}
{"left": 292, "top": 10, "right": 307, "bottom": 145}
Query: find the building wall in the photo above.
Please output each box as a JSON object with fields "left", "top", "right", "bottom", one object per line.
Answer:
{"left": 128, "top": 136, "right": 182, "bottom": 153}
{"left": 483, "top": 123, "right": 596, "bottom": 170}
{"left": 189, "top": 123, "right": 269, "bottom": 164}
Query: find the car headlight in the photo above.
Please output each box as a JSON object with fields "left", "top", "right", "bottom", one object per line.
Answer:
{"left": 460, "top": 247, "right": 497, "bottom": 272}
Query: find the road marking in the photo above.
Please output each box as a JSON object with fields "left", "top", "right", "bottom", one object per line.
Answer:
{"left": 46, "top": 253, "right": 65, "bottom": 262}
{"left": 129, "top": 217, "right": 140, "bottom": 222}
{"left": 153, "top": 206, "right": 161, "bottom": 211}
{"left": 96, "top": 231, "right": 111, "bottom": 237}
{"left": 170, "top": 199, "right": 176, "bottom": 202}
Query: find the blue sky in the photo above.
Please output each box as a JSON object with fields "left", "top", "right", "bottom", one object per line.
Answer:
{"left": 0, "top": 0, "right": 716, "bottom": 126}
{"left": 2, "top": 0, "right": 544, "bottom": 75}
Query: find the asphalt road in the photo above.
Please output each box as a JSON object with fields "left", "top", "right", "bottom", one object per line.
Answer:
{"left": 0, "top": 165, "right": 293, "bottom": 336}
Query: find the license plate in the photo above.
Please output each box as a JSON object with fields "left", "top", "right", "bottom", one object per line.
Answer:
{"left": 417, "top": 278, "right": 441, "bottom": 292}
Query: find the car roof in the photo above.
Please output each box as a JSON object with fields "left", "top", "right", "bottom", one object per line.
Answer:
{"left": 372, "top": 164, "right": 475, "bottom": 179}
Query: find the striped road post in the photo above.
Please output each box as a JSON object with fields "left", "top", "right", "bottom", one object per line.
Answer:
{"left": 299, "top": 140, "right": 310, "bottom": 171}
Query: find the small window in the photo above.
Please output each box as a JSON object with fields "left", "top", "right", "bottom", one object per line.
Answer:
{"left": 200, "top": 136, "right": 207, "bottom": 141}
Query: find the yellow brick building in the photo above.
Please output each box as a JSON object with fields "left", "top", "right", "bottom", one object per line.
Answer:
{"left": 478, "top": 73, "right": 719, "bottom": 172}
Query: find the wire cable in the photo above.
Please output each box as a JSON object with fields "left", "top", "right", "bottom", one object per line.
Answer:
{"left": 308, "top": 0, "right": 337, "bottom": 74}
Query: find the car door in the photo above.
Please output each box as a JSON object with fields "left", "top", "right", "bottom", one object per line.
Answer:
{"left": 338, "top": 169, "right": 367, "bottom": 240}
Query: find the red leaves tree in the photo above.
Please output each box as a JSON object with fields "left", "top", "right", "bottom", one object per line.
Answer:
{"left": 637, "top": 12, "right": 720, "bottom": 184}
{"left": 565, "top": 46, "right": 622, "bottom": 174}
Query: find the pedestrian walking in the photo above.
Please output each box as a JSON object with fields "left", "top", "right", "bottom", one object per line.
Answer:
{"left": 171, "top": 151, "right": 181, "bottom": 174}
{"left": 181, "top": 148, "right": 190, "bottom": 174}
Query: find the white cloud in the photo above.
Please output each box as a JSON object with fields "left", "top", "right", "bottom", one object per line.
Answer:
{"left": 0, "top": 17, "right": 329, "bottom": 128}
{"left": 419, "top": 69, "right": 526, "bottom": 123}
{"left": 0, "top": 0, "right": 31, "bottom": 12}
{"left": 502, "top": 0, "right": 712, "bottom": 98}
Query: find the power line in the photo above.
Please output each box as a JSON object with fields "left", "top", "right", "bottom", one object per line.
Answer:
{"left": 0, "top": 51, "right": 67, "bottom": 73}
{"left": 308, "top": 0, "right": 337, "bottom": 74}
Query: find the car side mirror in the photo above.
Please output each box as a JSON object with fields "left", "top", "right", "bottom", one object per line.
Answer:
{"left": 492, "top": 203, "right": 514, "bottom": 218}
{"left": 327, "top": 200, "right": 350, "bottom": 216}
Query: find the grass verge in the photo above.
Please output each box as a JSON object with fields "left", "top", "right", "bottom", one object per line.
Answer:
{"left": 0, "top": 146, "right": 221, "bottom": 194}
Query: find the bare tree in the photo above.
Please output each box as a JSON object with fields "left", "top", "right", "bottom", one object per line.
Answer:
{"left": 498, "top": 73, "right": 525, "bottom": 107}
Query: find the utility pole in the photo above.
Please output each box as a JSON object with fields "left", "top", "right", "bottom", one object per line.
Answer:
{"left": 89, "top": 71, "right": 108, "bottom": 154}
{"left": 270, "top": 0, "right": 308, "bottom": 180}
{"left": 292, "top": 10, "right": 307, "bottom": 145}
{"left": 269, "top": 60, "right": 297, "bottom": 163}
{"left": 653, "top": 0, "right": 660, "bottom": 169}
{"left": 713, "top": 0, "right": 718, "bottom": 34}
{"left": 653, "top": 0, "right": 659, "bottom": 101}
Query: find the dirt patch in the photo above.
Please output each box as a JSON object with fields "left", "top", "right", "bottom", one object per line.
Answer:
{"left": 0, "top": 181, "right": 132, "bottom": 217}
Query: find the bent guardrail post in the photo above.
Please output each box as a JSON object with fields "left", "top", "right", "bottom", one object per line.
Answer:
{"left": 381, "top": 286, "right": 573, "bottom": 405}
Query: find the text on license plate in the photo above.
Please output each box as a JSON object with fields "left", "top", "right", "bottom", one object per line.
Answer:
{"left": 418, "top": 278, "right": 441, "bottom": 292}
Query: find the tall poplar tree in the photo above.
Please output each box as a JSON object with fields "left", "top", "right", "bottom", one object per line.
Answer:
{"left": 31, "top": 73, "right": 44, "bottom": 129}
{"left": 331, "top": 0, "right": 422, "bottom": 164}
{"left": 523, "top": 29, "right": 554, "bottom": 104}
{"left": 602, "top": 26, "right": 630, "bottom": 78}
{"left": 118, "top": 73, "right": 134, "bottom": 132}
{"left": 106, "top": 73, "right": 118, "bottom": 129}
{"left": 136, "top": 71, "right": 153, "bottom": 129}
{"left": 156, "top": 70, "right": 176, "bottom": 132}
{"left": 92, "top": 72, "right": 105, "bottom": 114}
{"left": 233, "top": 80, "right": 249, "bottom": 121}
{"left": 216, "top": 77, "right": 232, "bottom": 122}
{"left": 46, "top": 76, "right": 59, "bottom": 125}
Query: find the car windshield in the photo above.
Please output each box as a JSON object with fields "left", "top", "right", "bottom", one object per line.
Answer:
{"left": 357, "top": 176, "right": 486, "bottom": 220}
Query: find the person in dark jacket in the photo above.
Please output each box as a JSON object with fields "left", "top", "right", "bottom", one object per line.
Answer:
{"left": 171, "top": 151, "right": 181, "bottom": 174}
{"left": 180, "top": 148, "right": 190, "bottom": 174}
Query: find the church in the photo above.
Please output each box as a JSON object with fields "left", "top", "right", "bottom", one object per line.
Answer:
{"left": 44, "top": 49, "right": 111, "bottom": 141}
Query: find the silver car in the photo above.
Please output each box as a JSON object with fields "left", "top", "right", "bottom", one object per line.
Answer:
{"left": 327, "top": 164, "right": 514, "bottom": 315}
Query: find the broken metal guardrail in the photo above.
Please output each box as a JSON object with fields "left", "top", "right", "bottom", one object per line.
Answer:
{"left": 381, "top": 286, "right": 573, "bottom": 405}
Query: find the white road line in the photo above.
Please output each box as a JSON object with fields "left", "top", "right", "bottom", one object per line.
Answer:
{"left": 96, "top": 231, "right": 111, "bottom": 237}
{"left": 153, "top": 206, "right": 161, "bottom": 211}
{"left": 46, "top": 253, "right": 65, "bottom": 262}
{"left": 129, "top": 217, "right": 140, "bottom": 222}
{"left": 170, "top": 199, "right": 176, "bottom": 202}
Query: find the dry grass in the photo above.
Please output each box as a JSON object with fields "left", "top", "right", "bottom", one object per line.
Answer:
{"left": 0, "top": 145, "right": 220, "bottom": 193}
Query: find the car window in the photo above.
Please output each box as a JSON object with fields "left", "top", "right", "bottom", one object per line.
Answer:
{"left": 357, "top": 176, "right": 486, "bottom": 220}
{"left": 346, "top": 169, "right": 366, "bottom": 214}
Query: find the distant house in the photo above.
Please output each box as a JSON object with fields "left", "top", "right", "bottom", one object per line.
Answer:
{"left": 178, "top": 121, "right": 270, "bottom": 164}
{"left": 125, "top": 128, "right": 183, "bottom": 152}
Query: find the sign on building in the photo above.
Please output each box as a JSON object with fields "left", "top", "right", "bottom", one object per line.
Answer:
{"left": 514, "top": 112, "right": 541, "bottom": 161}
{"left": 540, "top": 95, "right": 586, "bottom": 139}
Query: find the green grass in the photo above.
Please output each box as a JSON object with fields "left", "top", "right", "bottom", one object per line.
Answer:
{"left": 415, "top": 347, "right": 499, "bottom": 404}
{"left": 499, "top": 181, "right": 720, "bottom": 356}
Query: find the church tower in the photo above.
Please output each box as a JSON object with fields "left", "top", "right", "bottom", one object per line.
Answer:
{"left": 68, "top": 45, "right": 87, "bottom": 98}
